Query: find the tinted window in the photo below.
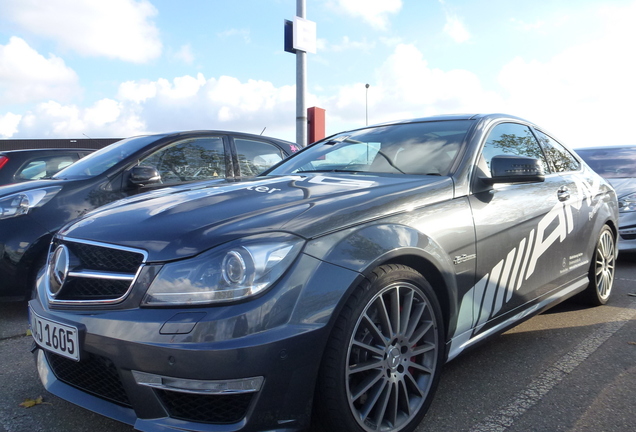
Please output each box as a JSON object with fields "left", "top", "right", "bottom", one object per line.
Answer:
{"left": 535, "top": 130, "right": 580, "bottom": 172}
{"left": 481, "top": 123, "right": 549, "bottom": 173}
{"left": 235, "top": 139, "right": 285, "bottom": 176}
{"left": 269, "top": 120, "right": 472, "bottom": 176}
{"left": 139, "top": 137, "right": 225, "bottom": 185}
{"left": 576, "top": 147, "right": 636, "bottom": 178}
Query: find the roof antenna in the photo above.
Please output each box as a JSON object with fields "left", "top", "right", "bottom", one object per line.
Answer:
{"left": 82, "top": 133, "right": 93, "bottom": 139}
{"left": 260, "top": 127, "right": 266, "bottom": 135}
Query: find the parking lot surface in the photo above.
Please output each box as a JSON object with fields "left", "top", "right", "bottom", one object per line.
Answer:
{"left": 2, "top": 258, "right": 635, "bottom": 432}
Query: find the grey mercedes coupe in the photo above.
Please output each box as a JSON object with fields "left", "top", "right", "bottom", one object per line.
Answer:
{"left": 29, "top": 114, "right": 618, "bottom": 432}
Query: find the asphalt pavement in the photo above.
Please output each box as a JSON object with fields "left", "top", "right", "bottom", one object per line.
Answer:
{"left": 1, "top": 258, "right": 635, "bottom": 432}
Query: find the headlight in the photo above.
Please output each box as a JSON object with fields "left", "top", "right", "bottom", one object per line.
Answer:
{"left": 0, "top": 186, "right": 62, "bottom": 220}
{"left": 619, "top": 192, "right": 636, "bottom": 213}
{"left": 142, "top": 233, "right": 304, "bottom": 306}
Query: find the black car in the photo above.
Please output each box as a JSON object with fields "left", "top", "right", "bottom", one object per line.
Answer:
{"left": 575, "top": 145, "right": 636, "bottom": 252}
{"left": 0, "top": 148, "right": 93, "bottom": 186}
{"left": 30, "top": 114, "right": 617, "bottom": 432}
{"left": 0, "top": 131, "right": 297, "bottom": 299}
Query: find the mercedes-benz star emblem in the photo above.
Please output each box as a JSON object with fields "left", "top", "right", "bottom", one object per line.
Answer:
{"left": 48, "top": 245, "right": 70, "bottom": 296}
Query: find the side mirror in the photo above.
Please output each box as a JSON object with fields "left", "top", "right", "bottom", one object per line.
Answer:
{"left": 129, "top": 165, "right": 161, "bottom": 186}
{"left": 482, "top": 155, "right": 545, "bottom": 184}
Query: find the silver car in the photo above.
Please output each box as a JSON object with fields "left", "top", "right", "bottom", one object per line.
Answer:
{"left": 576, "top": 145, "right": 636, "bottom": 251}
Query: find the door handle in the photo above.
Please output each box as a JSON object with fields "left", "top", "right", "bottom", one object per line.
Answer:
{"left": 557, "top": 186, "right": 570, "bottom": 201}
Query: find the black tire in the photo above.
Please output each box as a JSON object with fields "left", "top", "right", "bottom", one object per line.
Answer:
{"left": 315, "top": 264, "right": 444, "bottom": 432}
{"left": 581, "top": 225, "right": 616, "bottom": 306}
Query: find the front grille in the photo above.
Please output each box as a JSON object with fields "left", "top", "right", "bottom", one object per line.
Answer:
{"left": 54, "top": 278, "right": 132, "bottom": 301}
{"left": 155, "top": 390, "right": 253, "bottom": 424}
{"left": 49, "top": 237, "right": 146, "bottom": 303}
{"left": 46, "top": 351, "right": 131, "bottom": 407}
{"left": 67, "top": 241, "right": 144, "bottom": 272}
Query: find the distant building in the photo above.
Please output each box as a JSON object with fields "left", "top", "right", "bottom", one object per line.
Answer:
{"left": 0, "top": 138, "right": 121, "bottom": 151}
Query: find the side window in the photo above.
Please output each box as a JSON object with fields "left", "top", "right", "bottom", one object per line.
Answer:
{"left": 481, "top": 123, "right": 550, "bottom": 174}
{"left": 17, "top": 155, "right": 79, "bottom": 180}
{"left": 534, "top": 130, "right": 580, "bottom": 173}
{"left": 139, "top": 137, "right": 225, "bottom": 185}
{"left": 235, "top": 139, "right": 285, "bottom": 176}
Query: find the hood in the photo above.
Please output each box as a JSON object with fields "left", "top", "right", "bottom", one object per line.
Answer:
{"left": 60, "top": 173, "right": 454, "bottom": 262}
{"left": 606, "top": 178, "right": 636, "bottom": 198}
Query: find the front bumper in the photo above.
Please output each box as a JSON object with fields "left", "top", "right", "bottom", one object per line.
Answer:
{"left": 618, "top": 212, "right": 636, "bottom": 252}
{"left": 30, "top": 253, "right": 362, "bottom": 432}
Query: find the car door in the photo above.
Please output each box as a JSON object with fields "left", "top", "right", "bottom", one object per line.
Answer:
{"left": 468, "top": 122, "right": 576, "bottom": 332}
{"left": 135, "top": 135, "right": 230, "bottom": 191}
{"left": 534, "top": 129, "right": 596, "bottom": 278}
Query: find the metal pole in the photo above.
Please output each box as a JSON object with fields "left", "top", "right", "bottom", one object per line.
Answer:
{"left": 296, "top": 0, "right": 307, "bottom": 147}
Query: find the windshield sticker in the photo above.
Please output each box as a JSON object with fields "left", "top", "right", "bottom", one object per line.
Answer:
{"left": 307, "top": 175, "right": 376, "bottom": 188}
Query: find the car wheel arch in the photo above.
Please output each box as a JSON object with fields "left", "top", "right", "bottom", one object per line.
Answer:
{"left": 319, "top": 249, "right": 456, "bottom": 353}
{"left": 306, "top": 225, "right": 460, "bottom": 344}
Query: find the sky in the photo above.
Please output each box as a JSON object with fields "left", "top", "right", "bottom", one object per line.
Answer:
{"left": 0, "top": 0, "right": 635, "bottom": 148}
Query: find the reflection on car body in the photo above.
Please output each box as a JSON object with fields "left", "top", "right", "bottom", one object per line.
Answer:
{"left": 576, "top": 145, "right": 636, "bottom": 252}
{"left": 30, "top": 114, "right": 617, "bottom": 432}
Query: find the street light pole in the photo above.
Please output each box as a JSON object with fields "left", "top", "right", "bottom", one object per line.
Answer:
{"left": 365, "top": 83, "right": 370, "bottom": 126}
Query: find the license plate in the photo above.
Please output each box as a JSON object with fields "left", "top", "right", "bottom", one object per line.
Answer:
{"left": 30, "top": 309, "right": 80, "bottom": 361}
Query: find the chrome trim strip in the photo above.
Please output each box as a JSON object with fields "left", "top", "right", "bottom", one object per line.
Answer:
{"left": 56, "top": 236, "right": 149, "bottom": 262}
{"left": 132, "top": 370, "right": 264, "bottom": 395}
{"left": 67, "top": 270, "right": 135, "bottom": 281}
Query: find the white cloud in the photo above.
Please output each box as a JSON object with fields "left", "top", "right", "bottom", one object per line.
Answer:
{"left": 0, "top": 43, "right": 504, "bottom": 141}
{"left": 6, "top": 74, "right": 298, "bottom": 140}
{"left": 173, "top": 44, "right": 195, "bottom": 65}
{"left": 323, "top": 44, "right": 503, "bottom": 131}
{"left": 438, "top": 0, "right": 471, "bottom": 43}
{"left": 444, "top": 14, "right": 471, "bottom": 43}
{"left": 509, "top": 17, "right": 547, "bottom": 32}
{"left": 0, "top": 37, "right": 80, "bottom": 104}
{"left": 0, "top": 0, "right": 161, "bottom": 63}
{"left": 498, "top": 1, "right": 636, "bottom": 147}
{"left": 0, "top": 112, "right": 22, "bottom": 138}
{"left": 322, "top": 36, "right": 376, "bottom": 53}
{"left": 16, "top": 99, "right": 144, "bottom": 138}
{"left": 334, "top": 0, "right": 402, "bottom": 30}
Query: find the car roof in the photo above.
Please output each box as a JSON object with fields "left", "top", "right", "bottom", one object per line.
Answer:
{"left": 575, "top": 145, "right": 636, "bottom": 151}
{"left": 0, "top": 148, "right": 94, "bottom": 155}
{"left": 329, "top": 113, "right": 535, "bottom": 137}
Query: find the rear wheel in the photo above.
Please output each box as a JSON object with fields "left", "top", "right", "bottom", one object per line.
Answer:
{"left": 316, "top": 264, "right": 444, "bottom": 432}
{"left": 581, "top": 225, "right": 616, "bottom": 305}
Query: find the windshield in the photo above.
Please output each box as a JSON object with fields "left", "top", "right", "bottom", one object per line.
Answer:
{"left": 268, "top": 120, "right": 472, "bottom": 176}
{"left": 53, "top": 135, "right": 162, "bottom": 179}
{"left": 576, "top": 147, "right": 636, "bottom": 179}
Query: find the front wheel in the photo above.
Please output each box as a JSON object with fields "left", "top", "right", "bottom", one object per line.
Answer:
{"left": 581, "top": 225, "right": 616, "bottom": 306}
{"left": 315, "top": 264, "right": 444, "bottom": 432}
